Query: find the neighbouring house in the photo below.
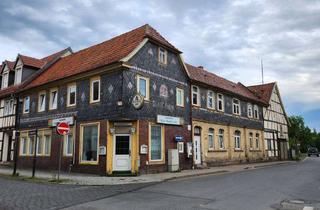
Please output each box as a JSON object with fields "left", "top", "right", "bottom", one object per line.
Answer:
{"left": 186, "top": 64, "right": 268, "bottom": 166}
{"left": 17, "top": 24, "right": 192, "bottom": 175}
{"left": 0, "top": 48, "right": 72, "bottom": 164}
{"left": 248, "top": 82, "right": 289, "bottom": 160}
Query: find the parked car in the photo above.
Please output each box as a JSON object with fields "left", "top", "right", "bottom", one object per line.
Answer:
{"left": 307, "top": 147, "right": 319, "bottom": 157}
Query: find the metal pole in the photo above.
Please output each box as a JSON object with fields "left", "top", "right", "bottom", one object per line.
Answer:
{"left": 32, "top": 129, "right": 38, "bottom": 178}
{"left": 57, "top": 135, "right": 63, "bottom": 181}
{"left": 13, "top": 97, "right": 20, "bottom": 176}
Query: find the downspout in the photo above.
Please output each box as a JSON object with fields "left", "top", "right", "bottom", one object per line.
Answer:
{"left": 12, "top": 95, "right": 20, "bottom": 176}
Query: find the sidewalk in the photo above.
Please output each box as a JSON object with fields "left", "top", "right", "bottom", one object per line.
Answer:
{"left": 0, "top": 161, "right": 294, "bottom": 186}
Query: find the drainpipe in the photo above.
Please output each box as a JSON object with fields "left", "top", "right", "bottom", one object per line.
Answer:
{"left": 12, "top": 96, "right": 21, "bottom": 176}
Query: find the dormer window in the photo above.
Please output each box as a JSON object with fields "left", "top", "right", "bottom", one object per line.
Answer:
{"left": 14, "top": 67, "right": 22, "bottom": 85}
{"left": 158, "top": 47, "right": 167, "bottom": 65}
{"left": 2, "top": 72, "right": 8, "bottom": 89}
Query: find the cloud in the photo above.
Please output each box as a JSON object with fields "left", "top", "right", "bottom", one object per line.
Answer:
{"left": 0, "top": 0, "right": 319, "bottom": 129}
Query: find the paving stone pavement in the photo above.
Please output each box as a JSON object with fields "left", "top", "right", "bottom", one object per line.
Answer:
{"left": 0, "top": 177, "right": 153, "bottom": 210}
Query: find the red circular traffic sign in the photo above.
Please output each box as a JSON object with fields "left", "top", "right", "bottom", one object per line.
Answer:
{"left": 56, "top": 122, "right": 70, "bottom": 135}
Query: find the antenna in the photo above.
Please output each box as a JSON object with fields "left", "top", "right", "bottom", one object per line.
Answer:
{"left": 261, "top": 59, "right": 264, "bottom": 84}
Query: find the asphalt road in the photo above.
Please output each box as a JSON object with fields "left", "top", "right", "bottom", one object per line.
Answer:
{"left": 0, "top": 158, "right": 319, "bottom": 210}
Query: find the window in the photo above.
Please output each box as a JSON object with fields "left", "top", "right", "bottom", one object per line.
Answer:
{"left": 233, "top": 98, "right": 241, "bottom": 115}
{"left": 177, "top": 142, "right": 184, "bottom": 153}
{"left": 3, "top": 100, "right": 13, "bottom": 116}
{"left": 36, "top": 136, "right": 43, "bottom": 155}
{"left": 218, "top": 129, "right": 224, "bottom": 149}
{"left": 208, "top": 128, "right": 214, "bottom": 150}
{"left": 23, "top": 96, "right": 30, "bottom": 113}
{"left": 158, "top": 47, "right": 167, "bottom": 64}
{"left": 90, "top": 77, "right": 100, "bottom": 103}
{"left": 255, "top": 133, "right": 260, "bottom": 149}
{"left": 49, "top": 88, "right": 58, "bottom": 110}
{"left": 267, "top": 139, "right": 272, "bottom": 150}
{"left": 20, "top": 137, "right": 27, "bottom": 155}
{"left": 249, "top": 132, "right": 253, "bottom": 149}
{"left": 64, "top": 130, "right": 74, "bottom": 156}
{"left": 67, "top": 83, "right": 76, "bottom": 106}
{"left": 81, "top": 123, "right": 99, "bottom": 163}
{"left": 29, "top": 136, "right": 35, "bottom": 155}
{"left": 150, "top": 125, "right": 163, "bottom": 161}
{"left": 254, "top": 105, "right": 259, "bottom": 119}
{"left": 176, "top": 88, "right": 184, "bottom": 107}
{"left": 44, "top": 135, "right": 51, "bottom": 156}
{"left": 38, "top": 91, "right": 46, "bottom": 112}
{"left": 192, "top": 85, "right": 200, "bottom": 106}
{"left": 247, "top": 104, "right": 253, "bottom": 118}
{"left": 207, "top": 91, "right": 215, "bottom": 109}
{"left": 14, "top": 67, "right": 22, "bottom": 85}
{"left": 234, "top": 130, "right": 241, "bottom": 149}
{"left": 137, "top": 75, "right": 149, "bottom": 100}
{"left": 217, "top": 93, "right": 224, "bottom": 111}
{"left": 2, "top": 72, "right": 8, "bottom": 89}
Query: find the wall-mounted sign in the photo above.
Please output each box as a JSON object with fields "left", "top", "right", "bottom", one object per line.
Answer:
{"left": 132, "top": 94, "right": 144, "bottom": 110}
{"left": 99, "top": 146, "right": 106, "bottom": 155}
{"left": 175, "top": 135, "right": 183, "bottom": 142}
{"left": 140, "top": 144, "right": 148, "bottom": 154}
{"left": 48, "top": 116, "right": 74, "bottom": 127}
{"left": 157, "top": 115, "right": 182, "bottom": 125}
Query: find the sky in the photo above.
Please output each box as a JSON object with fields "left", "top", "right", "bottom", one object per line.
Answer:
{"left": 0, "top": 0, "right": 319, "bottom": 130}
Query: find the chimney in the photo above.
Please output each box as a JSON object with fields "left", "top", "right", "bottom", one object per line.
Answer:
{"left": 198, "top": 66, "right": 204, "bottom": 69}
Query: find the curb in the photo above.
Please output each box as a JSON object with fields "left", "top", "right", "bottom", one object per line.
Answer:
{"left": 163, "top": 170, "right": 230, "bottom": 182}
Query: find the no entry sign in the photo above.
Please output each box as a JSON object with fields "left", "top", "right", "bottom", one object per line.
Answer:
{"left": 56, "top": 122, "right": 70, "bottom": 135}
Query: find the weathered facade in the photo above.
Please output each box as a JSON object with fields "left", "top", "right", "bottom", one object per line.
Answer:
{"left": 248, "top": 82, "right": 289, "bottom": 160}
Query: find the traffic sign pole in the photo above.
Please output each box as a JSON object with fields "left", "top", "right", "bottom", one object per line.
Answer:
{"left": 32, "top": 129, "right": 38, "bottom": 178}
{"left": 56, "top": 122, "right": 70, "bottom": 182}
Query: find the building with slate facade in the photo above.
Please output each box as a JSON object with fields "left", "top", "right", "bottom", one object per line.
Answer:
{"left": 0, "top": 24, "right": 290, "bottom": 175}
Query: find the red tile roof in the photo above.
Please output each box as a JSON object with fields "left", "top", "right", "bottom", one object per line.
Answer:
{"left": 247, "top": 82, "right": 276, "bottom": 103}
{"left": 186, "top": 63, "right": 267, "bottom": 105}
{"left": 19, "top": 55, "right": 45, "bottom": 69}
{"left": 24, "top": 24, "right": 179, "bottom": 89}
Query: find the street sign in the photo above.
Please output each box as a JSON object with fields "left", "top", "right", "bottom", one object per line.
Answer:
{"left": 56, "top": 122, "right": 70, "bottom": 135}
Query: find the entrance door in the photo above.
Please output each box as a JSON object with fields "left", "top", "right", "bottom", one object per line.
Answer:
{"left": 113, "top": 134, "right": 131, "bottom": 171}
{"left": 194, "top": 135, "right": 201, "bottom": 165}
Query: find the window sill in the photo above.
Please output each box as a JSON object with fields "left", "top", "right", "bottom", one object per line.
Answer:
{"left": 249, "top": 149, "right": 261, "bottom": 152}
{"left": 148, "top": 160, "right": 165, "bottom": 165}
{"left": 176, "top": 105, "right": 184, "bottom": 108}
{"left": 234, "top": 149, "right": 243, "bottom": 152}
{"left": 208, "top": 149, "right": 227, "bottom": 152}
{"left": 90, "top": 101, "right": 101, "bottom": 105}
{"left": 79, "top": 161, "right": 99, "bottom": 165}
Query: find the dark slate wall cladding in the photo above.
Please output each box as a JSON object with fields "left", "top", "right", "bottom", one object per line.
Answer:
{"left": 192, "top": 85, "right": 263, "bottom": 129}
{"left": 123, "top": 42, "right": 190, "bottom": 124}
{"left": 22, "top": 67, "right": 37, "bottom": 82}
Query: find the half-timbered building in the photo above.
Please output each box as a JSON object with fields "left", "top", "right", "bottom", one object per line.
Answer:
{"left": 248, "top": 82, "right": 289, "bottom": 160}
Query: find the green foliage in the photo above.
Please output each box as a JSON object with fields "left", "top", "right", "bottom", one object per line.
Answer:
{"left": 288, "top": 116, "right": 320, "bottom": 153}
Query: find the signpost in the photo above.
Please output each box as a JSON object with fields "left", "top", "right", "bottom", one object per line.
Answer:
{"left": 56, "top": 122, "right": 70, "bottom": 181}
{"left": 28, "top": 129, "right": 38, "bottom": 178}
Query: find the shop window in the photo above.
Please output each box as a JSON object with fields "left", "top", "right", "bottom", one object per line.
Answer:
{"left": 36, "top": 136, "right": 43, "bottom": 155}
{"left": 208, "top": 128, "right": 214, "bottom": 150}
{"left": 49, "top": 88, "right": 58, "bottom": 110}
{"left": 233, "top": 98, "right": 241, "bottom": 115}
{"left": 81, "top": 123, "right": 99, "bottom": 163}
{"left": 192, "top": 85, "right": 200, "bottom": 106}
{"left": 218, "top": 129, "right": 224, "bottom": 149}
{"left": 44, "top": 135, "right": 51, "bottom": 156}
{"left": 150, "top": 125, "right": 163, "bottom": 161}
{"left": 29, "top": 136, "right": 35, "bottom": 155}
{"left": 38, "top": 91, "right": 46, "bottom": 112}
{"left": 217, "top": 93, "right": 224, "bottom": 111}
{"left": 67, "top": 83, "right": 77, "bottom": 107}
{"left": 90, "top": 77, "right": 100, "bottom": 103}
{"left": 207, "top": 90, "right": 215, "bottom": 109}
{"left": 23, "top": 96, "right": 30, "bottom": 114}
{"left": 176, "top": 88, "right": 184, "bottom": 107}
{"left": 64, "top": 132, "right": 74, "bottom": 156}
{"left": 234, "top": 130, "right": 241, "bottom": 149}
{"left": 137, "top": 75, "right": 150, "bottom": 100}
{"left": 20, "top": 137, "right": 27, "bottom": 155}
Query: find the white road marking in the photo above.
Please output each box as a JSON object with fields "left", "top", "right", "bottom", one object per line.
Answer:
{"left": 303, "top": 206, "right": 314, "bottom": 210}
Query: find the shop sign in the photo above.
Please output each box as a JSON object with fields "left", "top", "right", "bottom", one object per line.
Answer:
{"left": 157, "top": 115, "right": 182, "bottom": 125}
{"left": 175, "top": 135, "right": 183, "bottom": 142}
{"left": 48, "top": 116, "right": 74, "bottom": 127}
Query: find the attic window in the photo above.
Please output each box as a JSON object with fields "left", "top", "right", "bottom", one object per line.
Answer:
{"left": 158, "top": 47, "right": 167, "bottom": 65}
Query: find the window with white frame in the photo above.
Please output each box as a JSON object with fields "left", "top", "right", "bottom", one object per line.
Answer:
{"left": 158, "top": 47, "right": 167, "bottom": 64}
{"left": 249, "top": 132, "right": 253, "bottom": 149}
{"left": 207, "top": 90, "right": 215, "bottom": 109}
{"left": 137, "top": 75, "right": 149, "bottom": 100}
{"left": 23, "top": 96, "right": 30, "bottom": 113}
{"left": 192, "top": 85, "right": 200, "bottom": 106}
{"left": 234, "top": 130, "right": 241, "bottom": 149}
{"left": 177, "top": 142, "right": 184, "bottom": 153}
{"left": 247, "top": 103, "right": 253, "bottom": 118}
{"left": 218, "top": 129, "right": 225, "bottom": 149}
{"left": 44, "top": 135, "right": 51, "bottom": 156}
{"left": 36, "top": 136, "right": 43, "bottom": 155}
{"left": 29, "top": 136, "right": 35, "bottom": 155}
{"left": 20, "top": 137, "right": 27, "bottom": 155}
{"left": 176, "top": 88, "right": 184, "bottom": 107}
{"left": 233, "top": 98, "right": 241, "bottom": 115}
{"left": 64, "top": 131, "right": 74, "bottom": 156}
{"left": 38, "top": 91, "right": 46, "bottom": 112}
{"left": 49, "top": 88, "right": 58, "bottom": 110}
{"left": 2, "top": 72, "right": 9, "bottom": 89}
{"left": 81, "top": 123, "right": 99, "bottom": 162}
{"left": 217, "top": 93, "right": 224, "bottom": 111}
{"left": 255, "top": 133, "right": 260, "bottom": 149}
{"left": 3, "top": 100, "right": 10, "bottom": 116}
{"left": 14, "top": 67, "right": 22, "bottom": 85}
{"left": 90, "top": 77, "right": 100, "bottom": 103}
{"left": 254, "top": 105, "right": 259, "bottom": 119}
{"left": 150, "top": 125, "right": 163, "bottom": 161}
{"left": 67, "top": 83, "right": 76, "bottom": 106}
{"left": 208, "top": 128, "right": 214, "bottom": 150}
